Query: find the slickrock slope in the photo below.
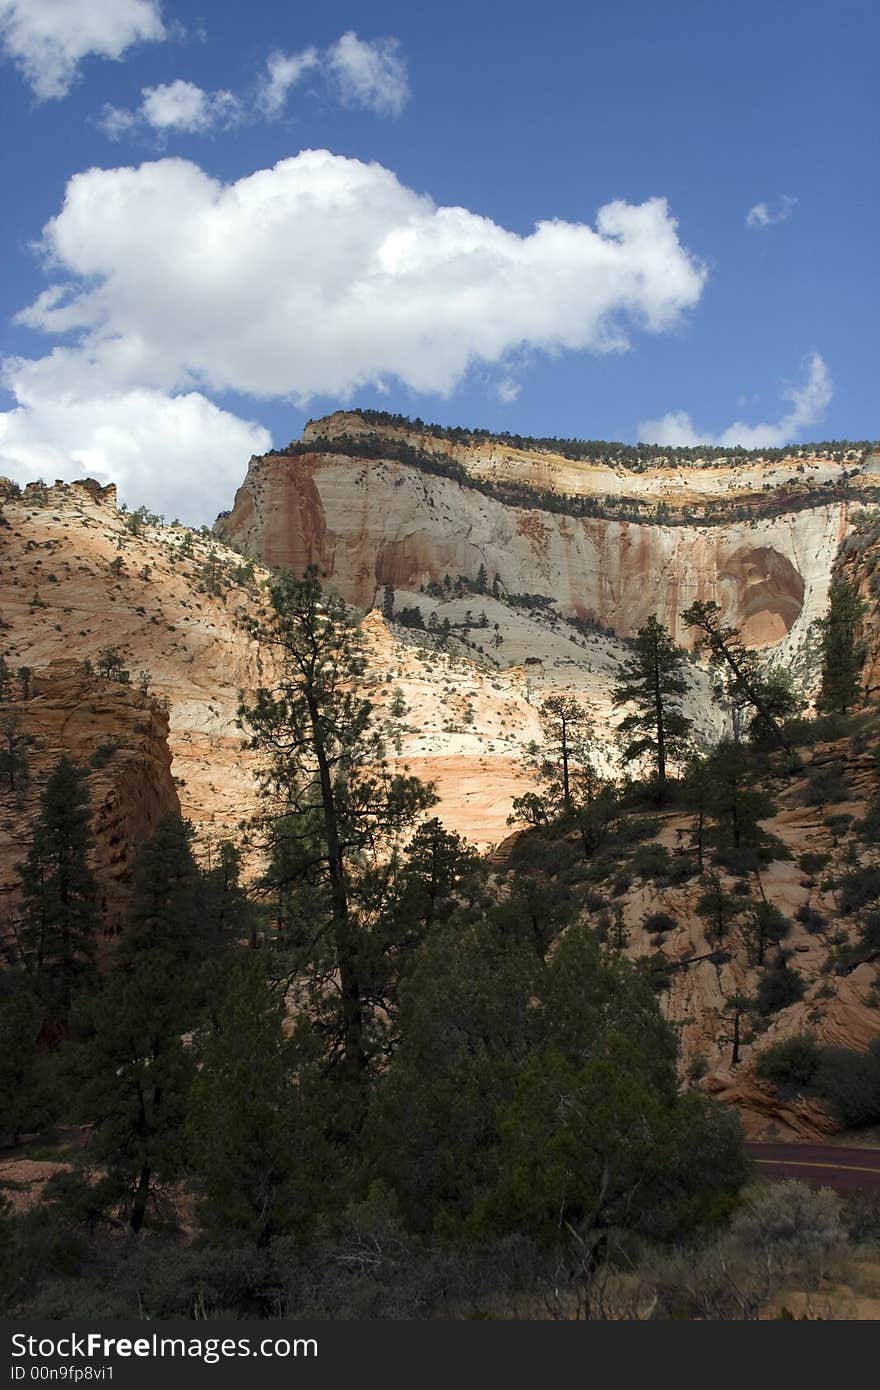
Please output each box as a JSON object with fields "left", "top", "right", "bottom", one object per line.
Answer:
{"left": 0, "top": 660, "right": 179, "bottom": 938}
{"left": 217, "top": 412, "right": 860, "bottom": 666}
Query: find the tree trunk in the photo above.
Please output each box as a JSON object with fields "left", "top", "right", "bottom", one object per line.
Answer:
{"left": 307, "top": 694, "right": 367, "bottom": 1083}
{"left": 130, "top": 1160, "right": 151, "bottom": 1233}
{"left": 561, "top": 717, "right": 571, "bottom": 812}
{"left": 653, "top": 649, "right": 666, "bottom": 788}
{"left": 716, "top": 637, "right": 791, "bottom": 753}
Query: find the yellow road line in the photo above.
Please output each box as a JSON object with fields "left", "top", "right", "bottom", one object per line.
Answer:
{"left": 753, "top": 1158, "right": 880, "bottom": 1176}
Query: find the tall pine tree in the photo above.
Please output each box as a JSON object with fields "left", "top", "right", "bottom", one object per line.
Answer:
{"left": 611, "top": 616, "right": 691, "bottom": 792}
{"left": 16, "top": 757, "right": 100, "bottom": 1026}
{"left": 186, "top": 954, "right": 312, "bottom": 1247}
{"left": 817, "top": 576, "right": 866, "bottom": 714}
{"left": 533, "top": 695, "right": 594, "bottom": 815}
{"left": 241, "top": 568, "right": 435, "bottom": 1106}
{"left": 66, "top": 818, "right": 208, "bottom": 1233}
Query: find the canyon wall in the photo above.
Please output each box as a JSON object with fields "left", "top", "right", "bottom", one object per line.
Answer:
{"left": 217, "top": 418, "right": 852, "bottom": 669}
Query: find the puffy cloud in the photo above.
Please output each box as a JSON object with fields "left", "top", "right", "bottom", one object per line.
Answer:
{"left": 746, "top": 194, "right": 797, "bottom": 229}
{"left": 99, "top": 79, "right": 243, "bottom": 138}
{"left": 326, "top": 31, "right": 409, "bottom": 117}
{"left": 638, "top": 352, "right": 832, "bottom": 448}
{"left": 0, "top": 352, "right": 270, "bottom": 523}
{"left": 257, "top": 46, "right": 320, "bottom": 119}
{"left": 0, "top": 0, "right": 165, "bottom": 100}
{"left": 17, "top": 150, "right": 708, "bottom": 402}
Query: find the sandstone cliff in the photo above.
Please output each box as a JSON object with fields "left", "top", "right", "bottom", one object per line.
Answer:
{"left": 216, "top": 413, "right": 857, "bottom": 674}
{"left": 0, "top": 660, "right": 179, "bottom": 938}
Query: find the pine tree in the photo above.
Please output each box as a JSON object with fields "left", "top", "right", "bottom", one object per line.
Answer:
{"left": 68, "top": 953, "right": 195, "bottom": 1233}
{"left": 611, "top": 616, "right": 691, "bottom": 791}
{"left": 121, "top": 815, "right": 204, "bottom": 965}
{"left": 482, "top": 926, "right": 746, "bottom": 1245}
{"left": 681, "top": 600, "right": 792, "bottom": 752}
{"left": 382, "top": 583, "right": 395, "bottom": 622}
{"left": 16, "top": 758, "right": 100, "bottom": 1024}
{"left": 186, "top": 954, "right": 309, "bottom": 1246}
{"left": 202, "top": 838, "right": 255, "bottom": 952}
{"left": 533, "top": 695, "right": 594, "bottom": 814}
{"left": 0, "top": 714, "right": 29, "bottom": 795}
{"left": 703, "top": 741, "right": 776, "bottom": 853}
{"left": 59, "top": 818, "right": 217, "bottom": 1231}
{"left": 723, "top": 992, "right": 754, "bottom": 1067}
{"left": 0, "top": 974, "right": 52, "bottom": 1144}
{"left": 241, "top": 568, "right": 436, "bottom": 1099}
{"left": 695, "top": 871, "right": 742, "bottom": 944}
{"left": 817, "top": 576, "right": 866, "bottom": 714}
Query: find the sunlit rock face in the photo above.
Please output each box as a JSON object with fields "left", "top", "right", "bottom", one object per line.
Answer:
{"left": 218, "top": 414, "right": 852, "bottom": 669}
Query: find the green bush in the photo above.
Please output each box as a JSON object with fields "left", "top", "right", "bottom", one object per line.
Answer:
{"left": 614, "top": 816, "right": 661, "bottom": 847}
{"left": 799, "top": 851, "right": 830, "bottom": 876}
{"left": 805, "top": 764, "right": 850, "bottom": 808}
{"left": 730, "top": 1181, "right": 842, "bottom": 1260}
{"left": 89, "top": 741, "right": 119, "bottom": 769}
{"left": 755, "top": 1034, "right": 822, "bottom": 1088}
{"left": 855, "top": 797, "right": 880, "bottom": 844}
{"left": 755, "top": 965, "right": 805, "bottom": 1016}
{"left": 795, "top": 904, "right": 825, "bottom": 933}
{"left": 857, "top": 912, "right": 880, "bottom": 956}
{"left": 838, "top": 866, "right": 880, "bottom": 913}
{"left": 814, "top": 1041, "right": 880, "bottom": 1127}
{"left": 713, "top": 845, "right": 761, "bottom": 877}
{"left": 631, "top": 842, "right": 672, "bottom": 881}
{"left": 643, "top": 910, "right": 677, "bottom": 936}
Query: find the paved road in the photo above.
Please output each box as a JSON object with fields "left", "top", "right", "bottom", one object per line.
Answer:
{"left": 745, "top": 1142, "right": 880, "bottom": 1194}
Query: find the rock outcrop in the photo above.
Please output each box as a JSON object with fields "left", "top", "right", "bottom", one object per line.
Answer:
{"left": 0, "top": 661, "right": 179, "bottom": 938}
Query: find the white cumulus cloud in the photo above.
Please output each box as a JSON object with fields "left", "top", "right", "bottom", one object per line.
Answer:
{"left": 100, "top": 79, "right": 243, "bottom": 138}
{"left": 638, "top": 352, "right": 832, "bottom": 448}
{"left": 0, "top": 0, "right": 165, "bottom": 100}
{"left": 746, "top": 194, "right": 797, "bottom": 228}
{"left": 15, "top": 150, "right": 708, "bottom": 401}
{"left": 326, "top": 30, "right": 409, "bottom": 117}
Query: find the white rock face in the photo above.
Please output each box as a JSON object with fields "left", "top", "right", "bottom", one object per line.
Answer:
{"left": 220, "top": 448, "right": 849, "bottom": 659}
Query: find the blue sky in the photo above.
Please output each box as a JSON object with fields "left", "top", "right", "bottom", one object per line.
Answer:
{"left": 0, "top": 0, "right": 876, "bottom": 521}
